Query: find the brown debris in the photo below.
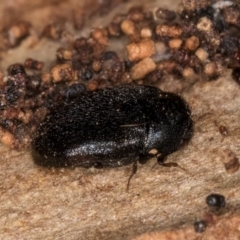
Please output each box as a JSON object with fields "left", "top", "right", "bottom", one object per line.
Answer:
{"left": 72, "top": 8, "right": 85, "bottom": 30}
{"left": 41, "top": 73, "right": 52, "bottom": 84}
{"left": 158, "top": 60, "right": 177, "bottom": 73}
{"left": 223, "top": 6, "right": 240, "bottom": 27}
{"left": 56, "top": 48, "right": 73, "bottom": 62}
{"left": 51, "top": 64, "right": 73, "bottom": 82}
{"left": 87, "top": 80, "right": 99, "bottom": 91}
{"left": 184, "top": 36, "right": 200, "bottom": 51}
{"left": 41, "top": 24, "right": 61, "bottom": 40}
{"left": 91, "top": 28, "right": 108, "bottom": 46}
{"left": 8, "top": 21, "right": 31, "bottom": 46}
{"left": 140, "top": 27, "right": 152, "bottom": 39}
{"left": 108, "top": 23, "right": 122, "bottom": 37}
{"left": 182, "top": 67, "right": 195, "bottom": 79}
{"left": 130, "top": 57, "right": 156, "bottom": 80}
{"left": 204, "top": 62, "right": 217, "bottom": 78}
{"left": 145, "top": 69, "right": 163, "bottom": 83}
{"left": 169, "top": 39, "right": 183, "bottom": 50}
{"left": 156, "top": 24, "right": 183, "bottom": 38}
{"left": 221, "top": 149, "right": 240, "bottom": 174}
{"left": 218, "top": 125, "right": 228, "bottom": 136}
{"left": 24, "top": 58, "right": 44, "bottom": 71}
{"left": 127, "top": 6, "right": 145, "bottom": 23}
{"left": 127, "top": 39, "right": 155, "bottom": 62}
{"left": 121, "top": 19, "right": 137, "bottom": 36}
{"left": 0, "top": 128, "right": 15, "bottom": 148}
{"left": 92, "top": 60, "right": 102, "bottom": 72}
{"left": 8, "top": 22, "right": 31, "bottom": 46}
{"left": 197, "top": 17, "right": 220, "bottom": 48}
{"left": 181, "top": 0, "right": 211, "bottom": 12}
{"left": 195, "top": 48, "right": 208, "bottom": 62}
{"left": 197, "top": 17, "right": 213, "bottom": 33}
{"left": 107, "top": 14, "right": 126, "bottom": 37}
{"left": 155, "top": 8, "right": 176, "bottom": 21}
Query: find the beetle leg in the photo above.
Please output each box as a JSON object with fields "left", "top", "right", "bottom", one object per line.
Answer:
{"left": 159, "top": 162, "right": 178, "bottom": 167}
{"left": 157, "top": 155, "right": 179, "bottom": 167}
{"left": 158, "top": 157, "right": 188, "bottom": 172}
{"left": 126, "top": 160, "right": 138, "bottom": 192}
{"left": 157, "top": 154, "right": 167, "bottom": 164}
{"left": 93, "top": 162, "right": 104, "bottom": 168}
{"left": 138, "top": 153, "right": 150, "bottom": 164}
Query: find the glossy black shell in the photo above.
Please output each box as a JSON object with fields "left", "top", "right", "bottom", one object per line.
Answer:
{"left": 206, "top": 194, "right": 226, "bottom": 208}
{"left": 32, "top": 85, "right": 193, "bottom": 168}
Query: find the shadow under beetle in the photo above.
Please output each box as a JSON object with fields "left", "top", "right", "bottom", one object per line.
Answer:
{"left": 32, "top": 85, "right": 193, "bottom": 170}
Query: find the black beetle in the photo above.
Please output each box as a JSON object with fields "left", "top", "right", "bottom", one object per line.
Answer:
{"left": 206, "top": 193, "right": 226, "bottom": 208}
{"left": 32, "top": 85, "right": 193, "bottom": 168}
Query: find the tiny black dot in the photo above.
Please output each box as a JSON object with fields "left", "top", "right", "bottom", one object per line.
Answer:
{"left": 194, "top": 220, "right": 207, "bottom": 233}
